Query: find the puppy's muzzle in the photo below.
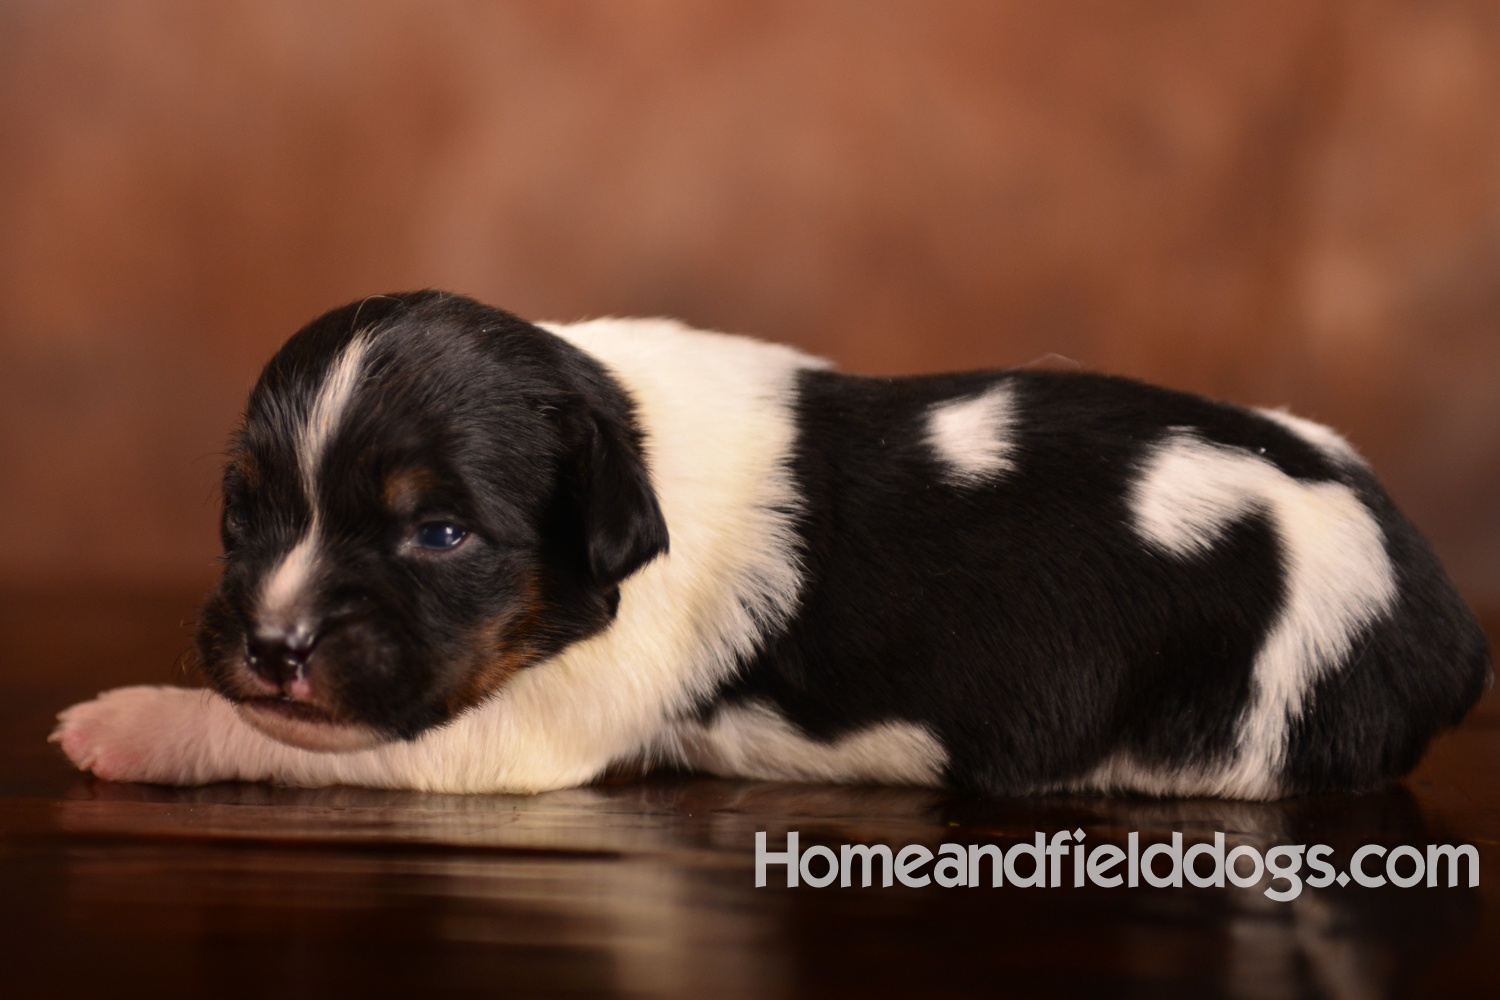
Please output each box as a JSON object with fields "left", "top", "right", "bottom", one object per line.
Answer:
{"left": 235, "top": 624, "right": 386, "bottom": 752}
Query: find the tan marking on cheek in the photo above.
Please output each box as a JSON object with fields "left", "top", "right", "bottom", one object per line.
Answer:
{"left": 383, "top": 468, "right": 436, "bottom": 515}
{"left": 444, "top": 571, "right": 551, "bottom": 715}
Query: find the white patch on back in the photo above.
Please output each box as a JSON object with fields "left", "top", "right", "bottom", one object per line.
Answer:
{"left": 1257, "top": 407, "right": 1366, "bottom": 466}
{"left": 1123, "top": 431, "right": 1397, "bottom": 798}
{"left": 257, "top": 335, "right": 372, "bottom": 629}
{"left": 926, "top": 383, "right": 1018, "bottom": 484}
{"left": 1130, "top": 435, "right": 1262, "bottom": 558}
{"left": 664, "top": 701, "right": 947, "bottom": 786}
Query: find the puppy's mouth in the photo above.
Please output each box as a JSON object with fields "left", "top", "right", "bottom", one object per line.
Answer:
{"left": 235, "top": 694, "right": 389, "bottom": 753}
{"left": 241, "top": 695, "right": 341, "bottom": 726}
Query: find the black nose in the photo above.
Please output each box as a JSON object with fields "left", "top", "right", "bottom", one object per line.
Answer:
{"left": 245, "top": 629, "right": 317, "bottom": 686}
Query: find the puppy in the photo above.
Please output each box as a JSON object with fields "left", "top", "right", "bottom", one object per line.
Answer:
{"left": 53, "top": 291, "right": 1490, "bottom": 798}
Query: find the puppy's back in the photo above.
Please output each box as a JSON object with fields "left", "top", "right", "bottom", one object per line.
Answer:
{"left": 699, "top": 365, "right": 1490, "bottom": 799}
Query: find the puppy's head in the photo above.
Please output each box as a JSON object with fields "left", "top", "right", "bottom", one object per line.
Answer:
{"left": 194, "top": 291, "right": 668, "bottom": 750}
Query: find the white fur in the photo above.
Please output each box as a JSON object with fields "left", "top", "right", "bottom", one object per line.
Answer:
{"left": 300, "top": 334, "right": 370, "bottom": 486}
{"left": 1115, "top": 431, "right": 1396, "bottom": 798}
{"left": 56, "top": 319, "right": 848, "bottom": 793}
{"left": 258, "top": 535, "right": 318, "bottom": 634}
{"left": 926, "top": 383, "right": 1018, "bottom": 484}
{"left": 661, "top": 701, "right": 947, "bottom": 786}
{"left": 1257, "top": 407, "right": 1365, "bottom": 466}
{"left": 257, "top": 336, "right": 370, "bottom": 631}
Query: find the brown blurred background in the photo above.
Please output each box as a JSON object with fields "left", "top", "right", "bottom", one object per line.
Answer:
{"left": 1, "top": 1, "right": 1497, "bottom": 622}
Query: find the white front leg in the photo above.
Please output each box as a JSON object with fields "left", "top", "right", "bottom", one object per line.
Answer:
{"left": 51, "top": 685, "right": 608, "bottom": 793}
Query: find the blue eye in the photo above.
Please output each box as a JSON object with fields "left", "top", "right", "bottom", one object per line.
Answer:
{"left": 412, "top": 522, "right": 468, "bottom": 550}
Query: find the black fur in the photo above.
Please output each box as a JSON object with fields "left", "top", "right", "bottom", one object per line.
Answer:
{"left": 710, "top": 368, "right": 1490, "bottom": 795}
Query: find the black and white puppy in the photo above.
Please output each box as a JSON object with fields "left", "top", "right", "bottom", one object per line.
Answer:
{"left": 53, "top": 291, "right": 1490, "bottom": 798}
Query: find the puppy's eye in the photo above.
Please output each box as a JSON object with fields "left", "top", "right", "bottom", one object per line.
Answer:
{"left": 411, "top": 521, "right": 468, "bottom": 551}
{"left": 222, "top": 505, "right": 248, "bottom": 545}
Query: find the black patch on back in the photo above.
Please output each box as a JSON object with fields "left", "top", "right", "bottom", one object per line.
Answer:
{"left": 710, "top": 367, "right": 1488, "bottom": 795}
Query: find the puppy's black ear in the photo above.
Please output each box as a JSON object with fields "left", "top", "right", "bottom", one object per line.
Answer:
{"left": 577, "top": 407, "right": 669, "bottom": 590}
{"left": 464, "top": 303, "right": 669, "bottom": 592}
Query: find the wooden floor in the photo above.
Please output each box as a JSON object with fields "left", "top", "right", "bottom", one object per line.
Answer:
{"left": 2, "top": 586, "right": 1496, "bottom": 999}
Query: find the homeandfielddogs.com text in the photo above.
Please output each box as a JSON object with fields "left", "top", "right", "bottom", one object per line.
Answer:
{"left": 755, "top": 831, "right": 1479, "bottom": 902}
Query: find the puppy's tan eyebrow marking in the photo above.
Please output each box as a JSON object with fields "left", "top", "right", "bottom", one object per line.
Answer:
{"left": 383, "top": 467, "right": 437, "bottom": 514}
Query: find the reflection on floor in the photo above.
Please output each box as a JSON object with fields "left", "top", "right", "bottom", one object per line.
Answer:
{"left": 1, "top": 586, "right": 1494, "bottom": 998}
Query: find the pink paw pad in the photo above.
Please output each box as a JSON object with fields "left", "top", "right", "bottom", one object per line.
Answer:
{"left": 49, "top": 688, "right": 179, "bottom": 783}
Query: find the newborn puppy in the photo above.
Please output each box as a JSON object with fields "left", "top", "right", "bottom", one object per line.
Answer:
{"left": 53, "top": 291, "right": 1490, "bottom": 798}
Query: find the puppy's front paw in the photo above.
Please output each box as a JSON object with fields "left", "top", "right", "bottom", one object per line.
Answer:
{"left": 51, "top": 685, "right": 231, "bottom": 785}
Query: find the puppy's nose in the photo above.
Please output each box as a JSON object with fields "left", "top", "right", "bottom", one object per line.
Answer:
{"left": 246, "top": 627, "right": 318, "bottom": 687}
